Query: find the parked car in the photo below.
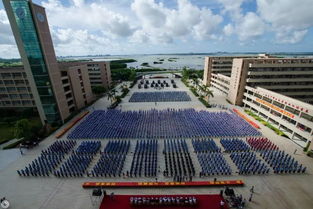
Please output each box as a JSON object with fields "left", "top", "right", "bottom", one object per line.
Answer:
{"left": 20, "top": 139, "right": 39, "bottom": 149}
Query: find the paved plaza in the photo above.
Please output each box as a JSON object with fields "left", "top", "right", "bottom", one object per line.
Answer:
{"left": 0, "top": 76, "right": 313, "bottom": 209}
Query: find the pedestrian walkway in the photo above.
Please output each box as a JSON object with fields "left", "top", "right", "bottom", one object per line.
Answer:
{"left": 0, "top": 149, "right": 22, "bottom": 171}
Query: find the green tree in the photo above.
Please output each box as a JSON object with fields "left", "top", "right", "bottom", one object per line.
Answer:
{"left": 203, "top": 85, "right": 214, "bottom": 103}
{"left": 120, "top": 84, "right": 129, "bottom": 95}
{"left": 107, "top": 88, "right": 117, "bottom": 104}
{"left": 182, "top": 67, "right": 190, "bottom": 80}
{"left": 92, "top": 86, "right": 107, "bottom": 95}
{"left": 129, "top": 70, "right": 136, "bottom": 81}
{"left": 14, "top": 119, "right": 31, "bottom": 139}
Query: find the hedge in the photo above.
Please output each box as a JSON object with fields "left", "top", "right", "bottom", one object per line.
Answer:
{"left": 244, "top": 109, "right": 287, "bottom": 137}
{"left": 198, "top": 97, "right": 210, "bottom": 108}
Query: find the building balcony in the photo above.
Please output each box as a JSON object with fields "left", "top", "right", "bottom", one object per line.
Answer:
{"left": 64, "top": 90, "right": 72, "bottom": 95}
{"left": 243, "top": 93, "right": 313, "bottom": 128}
{"left": 61, "top": 76, "right": 68, "bottom": 80}
{"left": 258, "top": 85, "right": 313, "bottom": 90}
{"left": 246, "top": 78, "right": 313, "bottom": 83}
{"left": 249, "top": 63, "right": 313, "bottom": 68}
{"left": 248, "top": 70, "right": 313, "bottom": 76}
{"left": 282, "top": 91, "right": 313, "bottom": 96}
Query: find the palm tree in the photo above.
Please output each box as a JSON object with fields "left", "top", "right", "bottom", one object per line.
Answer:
{"left": 203, "top": 85, "right": 214, "bottom": 103}
{"left": 107, "top": 88, "right": 117, "bottom": 104}
{"left": 192, "top": 77, "right": 199, "bottom": 89}
{"left": 198, "top": 85, "right": 205, "bottom": 96}
{"left": 120, "top": 84, "right": 128, "bottom": 94}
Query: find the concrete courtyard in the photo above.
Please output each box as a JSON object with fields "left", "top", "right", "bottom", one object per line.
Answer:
{"left": 0, "top": 76, "right": 312, "bottom": 209}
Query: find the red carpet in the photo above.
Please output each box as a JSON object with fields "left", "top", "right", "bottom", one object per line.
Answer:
{"left": 99, "top": 194, "right": 229, "bottom": 209}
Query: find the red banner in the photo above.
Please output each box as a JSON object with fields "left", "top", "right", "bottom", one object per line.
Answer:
{"left": 82, "top": 180, "right": 244, "bottom": 188}
{"left": 55, "top": 111, "right": 89, "bottom": 138}
{"left": 233, "top": 109, "right": 260, "bottom": 129}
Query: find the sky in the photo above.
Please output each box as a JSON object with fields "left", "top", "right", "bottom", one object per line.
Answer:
{"left": 0, "top": 0, "right": 313, "bottom": 58}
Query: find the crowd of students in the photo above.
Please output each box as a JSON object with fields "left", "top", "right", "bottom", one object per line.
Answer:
{"left": 129, "top": 91, "right": 191, "bottom": 102}
{"left": 163, "top": 140, "right": 195, "bottom": 181}
{"left": 129, "top": 140, "right": 158, "bottom": 177}
{"left": 68, "top": 109, "right": 262, "bottom": 139}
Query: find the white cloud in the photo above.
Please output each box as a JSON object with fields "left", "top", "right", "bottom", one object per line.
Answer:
{"left": 42, "top": 0, "right": 134, "bottom": 37}
{"left": 217, "top": 0, "right": 245, "bottom": 20}
{"left": 0, "top": 9, "right": 9, "bottom": 24}
{"left": 223, "top": 24, "right": 234, "bottom": 36}
{"left": 51, "top": 28, "right": 116, "bottom": 56}
{"left": 0, "top": 9, "right": 18, "bottom": 57}
{"left": 217, "top": 0, "right": 267, "bottom": 41}
{"left": 130, "top": 30, "right": 150, "bottom": 43}
{"left": 71, "top": 0, "right": 85, "bottom": 7}
{"left": 276, "top": 30, "right": 308, "bottom": 44}
{"left": 0, "top": 44, "right": 19, "bottom": 59}
{"left": 131, "top": 0, "right": 166, "bottom": 28}
{"left": 257, "top": 0, "right": 313, "bottom": 43}
{"left": 1, "top": 0, "right": 312, "bottom": 58}
{"left": 0, "top": 9, "right": 14, "bottom": 44}
{"left": 236, "top": 12, "right": 266, "bottom": 41}
{"left": 131, "top": 0, "right": 223, "bottom": 43}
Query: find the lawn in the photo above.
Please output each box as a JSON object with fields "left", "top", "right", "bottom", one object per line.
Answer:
{"left": 0, "top": 124, "right": 15, "bottom": 144}
{"left": 0, "top": 118, "right": 41, "bottom": 144}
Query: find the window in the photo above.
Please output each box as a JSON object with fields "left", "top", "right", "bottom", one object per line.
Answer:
{"left": 17, "top": 87, "right": 27, "bottom": 92}
{"left": 61, "top": 71, "right": 68, "bottom": 77}
{"left": 12, "top": 101, "right": 21, "bottom": 106}
{"left": 22, "top": 100, "right": 32, "bottom": 105}
{"left": 282, "top": 115, "right": 296, "bottom": 125}
{"left": 273, "top": 101, "right": 284, "bottom": 108}
{"left": 4, "top": 80, "right": 14, "bottom": 85}
{"left": 285, "top": 106, "right": 300, "bottom": 115}
{"left": 300, "top": 112, "right": 313, "bottom": 122}
{"left": 12, "top": 73, "right": 22, "bottom": 78}
{"left": 66, "top": 93, "right": 72, "bottom": 99}
{"left": 33, "top": 75, "right": 50, "bottom": 87}
{"left": 64, "top": 86, "right": 70, "bottom": 92}
{"left": 261, "top": 105, "right": 270, "bottom": 111}
{"left": 20, "top": 94, "right": 30, "bottom": 99}
{"left": 15, "top": 80, "right": 25, "bottom": 85}
{"left": 69, "top": 106, "right": 75, "bottom": 113}
{"left": 43, "top": 104, "right": 58, "bottom": 114}
{"left": 296, "top": 123, "right": 312, "bottom": 133}
{"left": 254, "top": 93, "right": 262, "bottom": 99}
{"left": 40, "top": 96, "right": 57, "bottom": 104}
{"left": 1, "top": 73, "right": 11, "bottom": 79}
{"left": 67, "top": 100, "right": 74, "bottom": 106}
{"left": 10, "top": 94, "right": 20, "bottom": 99}
{"left": 263, "top": 97, "right": 272, "bottom": 103}
{"left": 7, "top": 87, "right": 16, "bottom": 92}
{"left": 62, "top": 79, "right": 69, "bottom": 84}
{"left": 0, "top": 94, "right": 9, "bottom": 99}
{"left": 252, "top": 100, "right": 260, "bottom": 106}
{"left": 270, "top": 110, "right": 281, "bottom": 117}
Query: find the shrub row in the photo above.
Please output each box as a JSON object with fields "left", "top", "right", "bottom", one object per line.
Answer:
{"left": 244, "top": 109, "right": 287, "bottom": 137}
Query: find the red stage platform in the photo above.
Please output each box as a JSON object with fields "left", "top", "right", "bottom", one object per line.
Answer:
{"left": 83, "top": 180, "right": 244, "bottom": 188}
{"left": 99, "top": 194, "right": 229, "bottom": 209}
